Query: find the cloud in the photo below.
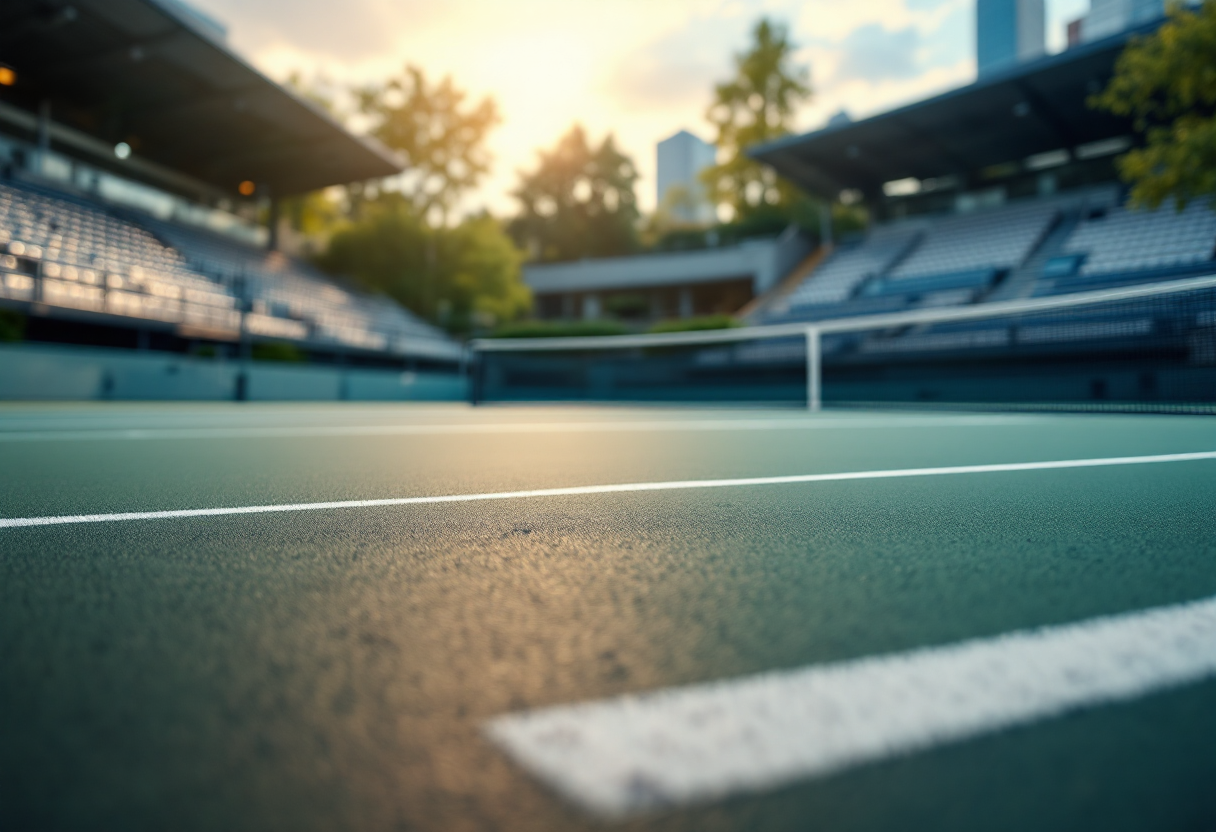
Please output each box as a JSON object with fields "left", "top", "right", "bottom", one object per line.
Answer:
{"left": 604, "top": 16, "right": 743, "bottom": 114}
{"left": 833, "top": 24, "right": 921, "bottom": 83}
{"left": 194, "top": 0, "right": 424, "bottom": 62}
{"left": 181, "top": 0, "right": 999, "bottom": 214}
{"left": 918, "top": 1, "right": 972, "bottom": 69}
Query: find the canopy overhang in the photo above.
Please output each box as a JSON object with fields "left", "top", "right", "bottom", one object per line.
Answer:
{"left": 0, "top": 0, "right": 402, "bottom": 198}
{"left": 750, "top": 25, "right": 1155, "bottom": 201}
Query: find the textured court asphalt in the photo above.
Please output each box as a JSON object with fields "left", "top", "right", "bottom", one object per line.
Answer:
{"left": 1, "top": 403, "right": 1215, "bottom": 832}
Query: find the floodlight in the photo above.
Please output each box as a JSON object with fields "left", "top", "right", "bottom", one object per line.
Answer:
{"left": 0, "top": 66, "right": 15, "bottom": 86}
{"left": 238, "top": 180, "right": 256, "bottom": 196}
{"left": 114, "top": 142, "right": 131, "bottom": 159}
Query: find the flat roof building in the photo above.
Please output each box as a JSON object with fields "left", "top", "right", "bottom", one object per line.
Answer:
{"left": 524, "top": 229, "right": 811, "bottom": 323}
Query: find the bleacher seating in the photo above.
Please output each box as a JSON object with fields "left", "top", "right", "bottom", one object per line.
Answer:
{"left": 144, "top": 219, "right": 455, "bottom": 358}
{"left": 752, "top": 191, "right": 1216, "bottom": 369}
{"left": 0, "top": 182, "right": 240, "bottom": 331}
{"left": 1034, "top": 200, "right": 1216, "bottom": 295}
{"left": 767, "top": 200, "right": 1063, "bottom": 326}
{"left": 888, "top": 200, "right": 1058, "bottom": 281}
{"left": 0, "top": 180, "right": 459, "bottom": 362}
{"left": 783, "top": 224, "right": 922, "bottom": 309}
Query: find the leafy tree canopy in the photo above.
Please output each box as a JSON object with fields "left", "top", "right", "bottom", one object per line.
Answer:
{"left": 701, "top": 18, "right": 812, "bottom": 221}
{"left": 316, "top": 198, "right": 530, "bottom": 334}
{"left": 356, "top": 65, "right": 500, "bottom": 223}
{"left": 1092, "top": 1, "right": 1216, "bottom": 209}
{"left": 508, "top": 125, "right": 640, "bottom": 262}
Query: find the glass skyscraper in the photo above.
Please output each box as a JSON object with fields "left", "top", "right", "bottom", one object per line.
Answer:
{"left": 976, "top": 0, "right": 1046, "bottom": 75}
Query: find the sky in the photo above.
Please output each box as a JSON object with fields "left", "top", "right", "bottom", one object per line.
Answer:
{"left": 191, "top": 0, "right": 1092, "bottom": 217}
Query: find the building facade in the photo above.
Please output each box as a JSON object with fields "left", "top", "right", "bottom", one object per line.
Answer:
{"left": 655, "top": 130, "right": 717, "bottom": 226}
{"left": 524, "top": 229, "right": 812, "bottom": 323}
{"left": 1079, "top": 0, "right": 1164, "bottom": 42}
{"left": 976, "top": 0, "right": 1046, "bottom": 76}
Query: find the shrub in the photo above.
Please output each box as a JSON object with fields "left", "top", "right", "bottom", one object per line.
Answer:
{"left": 0, "top": 309, "right": 25, "bottom": 342}
{"left": 487, "top": 320, "right": 630, "bottom": 338}
{"left": 251, "top": 341, "right": 306, "bottom": 362}
{"left": 648, "top": 315, "right": 740, "bottom": 334}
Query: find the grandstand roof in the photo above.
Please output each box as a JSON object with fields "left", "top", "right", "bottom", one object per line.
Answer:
{"left": 0, "top": 0, "right": 403, "bottom": 197}
{"left": 751, "top": 26, "right": 1150, "bottom": 201}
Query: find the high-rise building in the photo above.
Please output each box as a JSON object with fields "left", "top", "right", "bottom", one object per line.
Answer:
{"left": 1079, "top": 0, "right": 1164, "bottom": 42}
{"left": 976, "top": 0, "right": 1046, "bottom": 76}
{"left": 656, "top": 130, "right": 717, "bottom": 226}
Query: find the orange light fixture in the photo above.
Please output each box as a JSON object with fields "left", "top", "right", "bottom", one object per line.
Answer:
{"left": 0, "top": 66, "right": 16, "bottom": 86}
{"left": 238, "top": 180, "right": 256, "bottom": 196}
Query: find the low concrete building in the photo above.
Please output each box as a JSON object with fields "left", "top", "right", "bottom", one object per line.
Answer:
{"left": 524, "top": 228, "right": 813, "bottom": 322}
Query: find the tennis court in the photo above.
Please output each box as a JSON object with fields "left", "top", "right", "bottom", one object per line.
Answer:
{"left": 2, "top": 402, "right": 1215, "bottom": 831}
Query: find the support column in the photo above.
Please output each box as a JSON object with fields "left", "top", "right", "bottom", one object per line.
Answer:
{"left": 649, "top": 291, "right": 665, "bottom": 321}
{"left": 35, "top": 100, "right": 51, "bottom": 175}
{"left": 267, "top": 195, "right": 280, "bottom": 252}
{"left": 678, "top": 287, "right": 693, "bottom": 319}
{"left": 582, "top": 293, "right": 601, "bottom": 320}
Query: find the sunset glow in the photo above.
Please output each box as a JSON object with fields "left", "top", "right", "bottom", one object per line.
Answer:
{"left": 193, "top": 0, "right": 1091, "bottom": 214}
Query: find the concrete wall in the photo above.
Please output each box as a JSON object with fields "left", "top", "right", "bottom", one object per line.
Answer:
{"left": 0, "top": 343, "right": 467, "bottom": 401}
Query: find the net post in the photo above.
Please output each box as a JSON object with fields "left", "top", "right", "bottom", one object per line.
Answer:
{"left": 805, "top": 326, "right": 821, "bottom": 412}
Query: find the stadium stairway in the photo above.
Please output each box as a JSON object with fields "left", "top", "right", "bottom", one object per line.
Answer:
{"left": 739, "top": 245, "right": 833, "bottom": 321}
{"left": 986, "top": 209, "right": 1082, "bottom": 301}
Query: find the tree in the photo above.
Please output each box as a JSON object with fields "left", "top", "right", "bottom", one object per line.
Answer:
{"left": 284, "top": 70, "right": 342, "bottom": 118}
{"left": 508, "top": 125, "right": 640, "bottom": 262}
{"left": 1091, "top": 1, "right": 1216, "bottom": 209}
{"left": 315, "top": 199, "right": 530, "bottom": 334}
{"left": 356, "top": 66, "right": 500, "bottom": 224}
{"left": 440, "top": 215, "right": 532, "bottom": 328}
{"left": 701, "top": 18, "right": 812, "bottom": 220}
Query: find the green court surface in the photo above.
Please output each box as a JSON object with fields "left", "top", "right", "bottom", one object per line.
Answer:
{"left": 2, "top": 403, "right": 1215, "bottom": 831}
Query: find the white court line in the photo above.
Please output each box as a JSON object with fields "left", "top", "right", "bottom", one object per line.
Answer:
{"left": 486, "top": 594, "right": 1216, "bottom": 818}
{"left": 0, "top": 415, "right": 1042, "bottom": 442}
{"left": 2, "top": 450, "right": 1215, "bottom": 529}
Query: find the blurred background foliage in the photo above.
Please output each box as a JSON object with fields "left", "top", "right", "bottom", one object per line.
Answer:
{"left": 507, "top": 125, "right": 640, "bottom": 262}
{"left": 700, "top": 18, "right": 811, "bottom": 223}
{"left": 285, "top": 15, "right": 871, "bottom": 336}
{"left": 315, "top": 197, "right": 529, "bottom": 336}
{"left": 1092, "top": 1, "right": 1216, "bottom": 210}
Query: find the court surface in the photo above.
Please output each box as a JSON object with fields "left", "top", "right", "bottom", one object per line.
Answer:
{"left": 2, "top": 402, "right": 1215, "bottom": 832}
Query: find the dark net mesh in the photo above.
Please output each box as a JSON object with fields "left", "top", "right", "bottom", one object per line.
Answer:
{"left": 474, "top": 284, "right": 1216, "bottom": 412}
{"left": 474, "top": 332, "right": 808, "bottom": 405}
{"left": 820, "top": 287, "right": 1216, "bottom": 411}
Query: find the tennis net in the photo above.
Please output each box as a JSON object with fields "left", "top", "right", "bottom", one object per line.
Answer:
{"left": 471, "top": 274, "right": 1216, "bottom": 412}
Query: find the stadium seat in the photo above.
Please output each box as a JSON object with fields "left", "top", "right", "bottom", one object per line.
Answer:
{"left": 0, "top": 180, "right": 459, "bottom": 361}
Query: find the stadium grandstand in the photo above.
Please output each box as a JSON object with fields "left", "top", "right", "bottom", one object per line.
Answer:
{"left": 5, "top": 5, "right": 1216, "bottom": 831}
{"left": 475, "top": 17, "right": 1216, "bottom": 410}
{"left": 749, "top": 19, "right": 1215, "bottom": 320}
{"left": 0, "top": 0, "right": 462, "bottom": 400}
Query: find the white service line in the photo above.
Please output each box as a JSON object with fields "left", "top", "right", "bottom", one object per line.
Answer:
{"left": 486, "top": 594, "right": 1216, "bottom": 818}
{"left": 0, "top": 415, "right": 1041, "bottom": 442}
{"left": 2, "top": 450, "right": 1215, "bottom": 529}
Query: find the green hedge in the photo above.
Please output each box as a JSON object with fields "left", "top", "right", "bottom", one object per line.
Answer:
{"left": 647, "top": 315, "right": 740, "bottom": 334}
{"left": 251, "top": 341, "right": 306, "bottom": 362}
{"left": 487, "top": 320, "right": 630, "bottom": 338}
{"left": 0, "top": 309, "right": 26, "bottom": 342}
